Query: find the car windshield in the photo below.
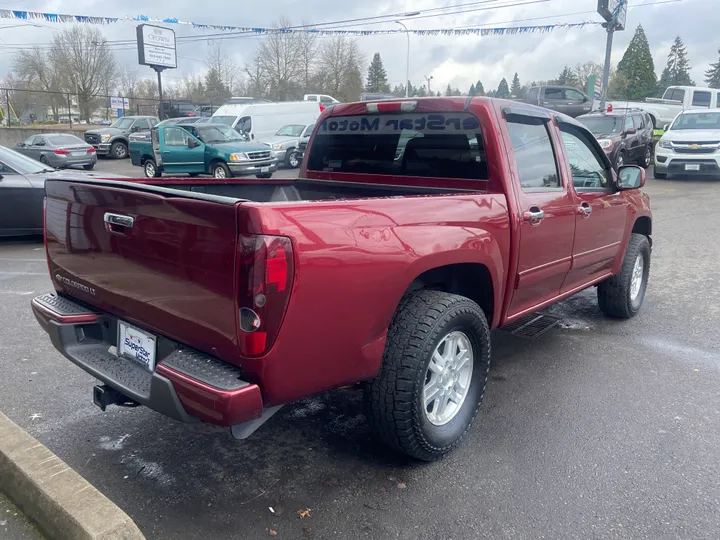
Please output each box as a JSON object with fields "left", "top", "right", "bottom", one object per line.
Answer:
{"left": 670, "top": 112, "right": 720, "bottom": 130}
{"left": 110, "top": 118, "right": 135, "bottom": 129}
{"left": 46, "top": 134, "right": 84, "bottom": 146}
{"left": 195, "top": 125, "right": 245, "bottom": 143}
{"left": 275, "top": 125, "right": 305, "bottom": 137}
{"left": 209, "top": 116, "right": 236, "bottom": 127}
{"left": 578, "top": 117, "right": 622, "bottom": 134}
{"left": 0, "top": 145, "right": 50, "bottom": 174}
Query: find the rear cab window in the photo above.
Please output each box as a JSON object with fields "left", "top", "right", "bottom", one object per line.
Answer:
{"left": 306, "top": 112, "right": 489, "bottom": 180}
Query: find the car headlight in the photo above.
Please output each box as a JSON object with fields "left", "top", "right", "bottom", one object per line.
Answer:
{"left": 101, "top": 134, "right": 111, "bottom": 142}
{"left": 272, "top": 143, "right": 283, "bottom": 150}
{"left": 229, "top": 153, "right": 248, "bottom": 162}
{"left": 658, "top": 139, "right": 673, "bottom": 149}
{"left": 597, "top": 139, "right": 613, "bottom": 150}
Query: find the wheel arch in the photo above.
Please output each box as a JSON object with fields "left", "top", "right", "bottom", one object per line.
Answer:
{"left": 111, "top": 137, "right": 129, "bottom": 147}
{"left": 632, "top": 215, "right": 652, "bottom": 245}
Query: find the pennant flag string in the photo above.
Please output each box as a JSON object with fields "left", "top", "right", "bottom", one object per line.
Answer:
{"left": 0, "top": 9, "right": 601, "bottom": 37}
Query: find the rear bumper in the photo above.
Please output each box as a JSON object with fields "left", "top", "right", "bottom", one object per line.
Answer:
{"left": 31, "top": 293, "right": 264, "bottom": 427}
{"left": 49, "top": 153, "right": 97, "bottom": 168}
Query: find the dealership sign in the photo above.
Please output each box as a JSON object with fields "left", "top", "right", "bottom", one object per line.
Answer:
{"left": 109, "top": 96, "right": 130, "bottom": 109}
{"left": 136, "top": 24, "right": 177, "bottom": 69}
{"left": 597, "top": 0, "right": 628, "bottom": 31}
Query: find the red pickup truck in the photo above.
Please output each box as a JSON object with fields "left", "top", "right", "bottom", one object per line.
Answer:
{"left": 32, "top": 97, "right": 652, "bottom": 461}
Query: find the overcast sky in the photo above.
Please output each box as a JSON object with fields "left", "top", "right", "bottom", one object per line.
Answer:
{"left": 0, "top": 0, "right": 716, "bottom": 94}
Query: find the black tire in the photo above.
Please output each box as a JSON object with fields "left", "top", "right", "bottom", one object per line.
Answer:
{"left": 615, "top": 150, "right": 626, "bottom": 170}
{"left": 597, "top": 233, "right": 651, "bottom": 319}
{"left": 639, "top": 144, "right": 652, "bottom": 169}
{"left": 285, "top": 151, "right": 300, "bottom": 169}
{"left": 653, "top": 167, "right": 667, "bottom": 179}
{"left": 212, "top": 162, "right": 232, "bottom": 179}
{"left": 83, "top": 164, "right": 95, "bottom": 171}
{"left": 188, "top": 173, "right": 200, "bottom": 178}
{"left": 39, "top": 155, "right": 49, "bottom": 165}
{"left": 364, "top": 290, "right": 491, "bottom": 461}
{"left": 256, "top": 173, "right": 273, "bottom": 179}
{"left": 110, "top": 141, "right": 128, "bottom": 159}
{"left": 143, "top": 159, "right": 161, "bottom": 178}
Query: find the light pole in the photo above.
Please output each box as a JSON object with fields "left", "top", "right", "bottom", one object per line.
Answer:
{"left": 425, "top": 75, "right": 434, "bottom": 96}
{"left": 395, "top": 13, "right": 419, "bottom": 98}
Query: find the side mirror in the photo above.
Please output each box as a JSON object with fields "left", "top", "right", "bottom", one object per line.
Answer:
{"left": 16, "top": 143, "right": 24, "bottom": 147}
{"left": 625, "top": 128, "right": 637, "bottom": 135}
{"left": 617, "top": 165, "right": 645, "bottom": 190}
{"left": 663, "top": 124, "right": 670, "bottom": 131}
{"left": 188, "top": 139, "right": 200, "bottom": 148}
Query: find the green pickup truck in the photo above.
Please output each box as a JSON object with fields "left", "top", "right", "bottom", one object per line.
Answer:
{"left": 129, "top": 123, "right": 278, "bottom": 178}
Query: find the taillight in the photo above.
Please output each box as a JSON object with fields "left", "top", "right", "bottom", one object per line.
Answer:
{"left": 237, "top": 234, "right": 294, "bottom": 357}
{"left": 54, "top": 148, "right": 69, "bottom": 155}
{"left": 319, "top": 103, "right": 325, "bottom": 112}
{"left": 87, "top": 147, "right": 96, "bottom": 154}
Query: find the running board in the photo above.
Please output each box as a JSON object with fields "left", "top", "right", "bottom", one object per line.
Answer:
{"left": 230, "top": 405, "right": 283, "bottom": 440}
{"left": 500, "top": 312, "right": 561, "bottom": 338}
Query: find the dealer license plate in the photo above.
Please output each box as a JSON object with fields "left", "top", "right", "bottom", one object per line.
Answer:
{"left": 260, "top": 166, "right": 270, "bottom": 173}
{"left": 118, "top": 321, "right": 156, "bottom": 371}
{"left": 685, "top": 164, "right": 700, "bottom": 171}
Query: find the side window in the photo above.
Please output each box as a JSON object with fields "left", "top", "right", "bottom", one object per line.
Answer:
{"left": 692, "top": 91, "right": 711, "bottom": 108}
{"left": 134, "top": 119, "right": 151, "bottom": 130}
{"left": 624, "top": 116, "right": 634, "bottom": 131}
{"left": 149, "top": 118, "right": 158, "bottom": 127}
{"left": 565, "top": 89, "right": 585, "bottom": 101}
{"left": 544, "top": 88, "right": 563, "bottom": 100}
{"left": 164, "top": 127, "right": 189, "bottom": 146}
{"left": 23, "top": 135, "right": 35, "bottom": 146}
{"left": 506, "top": 117, "right": 560, "bottom": 191}
{"left": 237, "top": 116, "right": 252, "bottom": 133}
{"left": 669, "top": 88, "right": 685, "bottom": 102}
{"left": 527, "top": 87, "right": 539, "bottom": 101}
{"left": 632, "top": 115, "right": 644, "bottom": 129}
{"left": 716, "top": 93, "right": 720, "bottom": 107}
{"left": 35, "top": 136, "right": 47, "bottom": 146}
{"left": 559, "top": 126, "right": 611, "bottom": 191}
{"left": 644, "top": 113, "right": 652, "bottom": 129}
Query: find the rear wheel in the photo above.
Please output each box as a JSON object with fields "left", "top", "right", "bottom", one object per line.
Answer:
{"left": 40, "top": 155, "right": 49, "bottom": 165}
{"left": 111, "top": 141, "right": 128, "bottom": 159}
{"left": 83, "top": 164, "right": 95, "bottom": 171}
{"left": 143, "top": 159, "right": 161, "bottom": 178}
{"left": 212, "top": 162, "right": 231, "bottom": 179}
{"left": 597, "top": 233, "right": 651, "bottom": 319}
{"left": 364, "top": 290, "right": 491, "bottom": 461}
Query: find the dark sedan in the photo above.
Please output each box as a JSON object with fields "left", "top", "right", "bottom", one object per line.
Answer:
{"left": 0, "top": 145, "right": 124, "bottom": 237}
{"left": 15, "top": 133, "right": 97, "bottom": 170}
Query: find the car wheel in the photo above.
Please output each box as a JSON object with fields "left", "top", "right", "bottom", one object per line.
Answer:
{"left": 285, "top": 151, "right": 300, "bottom": 169}
{"left": 39, "top": 155, "right": 49, "bottom": 165}
{"left": 615, "top": 150, "right": 625, "bottom": 170}
{"left": 111, "top": 141, "right": 128, "bottom": 159}
{"left": 640, "top": 145, "right": 652, "bottom": 169}
{"left": 597, "top": 233, "right": 651, "bottom": 319}
{"left": 364, "top": 290, "right": 491, "bottom": 461}
{"left": 212, "top": 162, "right": 231, "bottom": 179}
{"left": 653, "top": 167, "right": 667, "bottom": 179}
{"left": 143, "top": 159, "right": 161, "bottom": 178}
{"left": 83, "top": 164, "right": 95, "bottom": 171}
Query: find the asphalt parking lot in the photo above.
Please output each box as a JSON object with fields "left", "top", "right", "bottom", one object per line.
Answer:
{"left": 1, "top": 174, "right": 719, "bottom": 540}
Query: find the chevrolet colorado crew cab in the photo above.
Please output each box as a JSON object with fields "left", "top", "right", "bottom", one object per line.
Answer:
{"left": 32, "top": 97, "right": 652, "bottom": 461}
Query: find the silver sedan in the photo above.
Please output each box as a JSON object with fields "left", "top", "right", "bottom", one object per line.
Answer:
{"left": 15, "top": 133, "right": 97, "bottom": 170}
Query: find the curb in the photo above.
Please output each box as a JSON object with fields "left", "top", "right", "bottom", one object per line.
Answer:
{"left": 0, "top": 412, "right": 145, "bottom": 540}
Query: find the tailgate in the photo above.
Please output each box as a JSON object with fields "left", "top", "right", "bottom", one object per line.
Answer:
{"left": 44, "top": 179, "right": 241, "bottom": 364}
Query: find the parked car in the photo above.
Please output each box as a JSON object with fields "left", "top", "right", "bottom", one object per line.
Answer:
{"left": 522, "top": 85, "right": 593, "bottom": 117}
{"left": 130, "top": 122, "right": 277, "bottom": 179}
{"left": 0, "top": 145, "right": 124, "bottom": 237}
{"left": 158, "top": 99, "right": 197, "bottom": 120}
{"left": 654, "top": 108, "right": 720, "bottom": 179}
{"left": 210, "top": 101, "right": 320, "bottom": 141}
{"left": 262, "top": 123, "right": 315, "bottom": 168}
{"left": 223, "top": 97, "right": 271, "bottom": 105}
{"left": 84, "top": 116, "right": 159, "bottom": 159}
{"left": 577, "top": 108, "right": 654, "bottom": 170}
{"left": 190, "top": 105, "right": 219, "bottom": 117}
{"left": 32, "top": 97, "right": 652, "bottom": 461}
{"left": 608, "top": 85, "right": 720, "bottom": 131}
{"left": 15, "top": 133, "right": 97, "bottom": 170}
{"left": 304, "top": 94, "right": 340, "bottom": 111}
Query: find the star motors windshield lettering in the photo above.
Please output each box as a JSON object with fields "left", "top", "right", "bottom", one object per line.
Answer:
{"left": 319, "top": 114, "right": 481, "bottom": 134}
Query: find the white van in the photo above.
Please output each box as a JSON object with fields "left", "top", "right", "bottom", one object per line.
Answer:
{"left": 210, "top": 101, "right": 321, "bottom": 141}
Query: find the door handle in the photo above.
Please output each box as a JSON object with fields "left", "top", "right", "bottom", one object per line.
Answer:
{"left": 577, "top": 203, "right": 592, "bottom": 217}
{"left": 523, "top": 207, "right": 545, "bottom": 224}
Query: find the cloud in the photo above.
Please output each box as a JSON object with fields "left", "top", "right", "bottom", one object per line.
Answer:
{"left": 0, "top": 0, "right": 715, "bottom": 93}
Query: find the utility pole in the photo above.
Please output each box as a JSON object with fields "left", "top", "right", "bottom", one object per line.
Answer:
{"left": 395, "top": 13, "right": 419, "bottom": 98}
{"left": 425, "top": 75, "right": 434, "bottom": 96}
{"left": 600, "top": 23, "right": 614, "bottom": 111}
{"left": 598, "top": 0, "right": 628, "bottom": 111}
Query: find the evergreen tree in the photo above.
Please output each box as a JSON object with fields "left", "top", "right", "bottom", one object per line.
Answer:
{"left": 616, "top": 24, "right": 658, "bottom": 99}
{"left": 475, "top": 80, "right": 485, "bottom": 95}
{"left": 436, "top": 91, "right": 441, "bottom": 97}
{"left": 496, "top": 78, "right": 510, "bottom": 98}
{"left": 204, "top": 68, "right": 230, "bottom": 105}
{"left": 659, "top": 36, "right": 694, "bottom": 90}
{"left": 706, "top": 47, "right": 720, "bottom": 88}
{"left": 510, "top": 72, "right": 522, "bottom": 97}
{"left": 468, "top": 83, "right": 477, "bottom": 96}
{"left": 365, "top": 53, "right": 390, "bottom": 93}
{"left": 554, "top": 66, "right": 579, "bottom": 87}
{"left": 445, "top": 83, "right": 453, "bottom": 96}
{"left": 452, "top": 88, "right": 462, "bottom": 96}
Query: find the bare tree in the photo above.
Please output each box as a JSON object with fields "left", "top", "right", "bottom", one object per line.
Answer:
{"left": 12, "top": 46, "right": 63, "bottom": 119}
{"left": 49, "top": 26, "right": 117, "bottom": 121}
{"left": 318, "top": 37, "right": 364, "bottom": 101}
{"left": 575, "top": 61, "right": 604, "bottom": 92}
{"left": 252, "top": 18, "right": 304, "bottom": 100}
{"left": 244, "top": 55, "right": 269, "bottom": 98}
{"left": 206, "top": 44, "right": 242, "bottom": 95}
{"left": 295, "top": 23, "right": 320, "bottom": 91}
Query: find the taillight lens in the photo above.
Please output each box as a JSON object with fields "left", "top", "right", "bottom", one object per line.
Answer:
{"left": 319, "top": 103, "right": 325, "bottom": 112}
{"left": 87, "top": 147, "right": 96, "bottom": 154}
{"left": 54, "top": 148, "right": 69, "bottom": 155}
{"left": 237, "top": 234, "right": 294, "bottom": 357}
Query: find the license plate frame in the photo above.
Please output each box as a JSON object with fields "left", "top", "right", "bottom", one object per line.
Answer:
{"left": 260, "top": 166, "right": 270, "bottom": 173}
{"left": 685, "top": 163, "right": 701, "bottom": 171}
{"left": 117, "top": 320, "right": 157, "bottom": 372}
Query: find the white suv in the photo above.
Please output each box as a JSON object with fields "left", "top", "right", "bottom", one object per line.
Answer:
{"left": 654, "top": 108, "right": 720, "bottom": 179}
